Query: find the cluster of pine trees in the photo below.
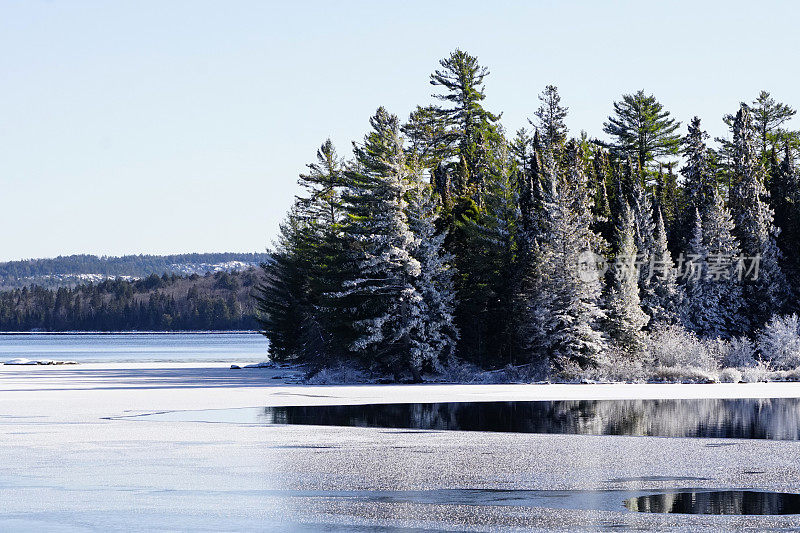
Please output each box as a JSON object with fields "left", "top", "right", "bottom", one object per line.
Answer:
{"left": 0, "top": 270, "right": 260, "bottom": 331}
{"left": 256, "top": 50, "right": 800, "bottom": 381}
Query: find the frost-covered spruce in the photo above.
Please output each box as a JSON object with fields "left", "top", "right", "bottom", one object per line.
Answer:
{"left": 524, "top": 142, "right": 607, "bottom": 373}
{"left": 702, "top": 189, "right": 746, "bottom": 336}
{"left": 681, "top": 193, "right": 746, "bottom": 338}
{"left": 643, "top": 207, "right": 682, "bottom": 326}
{"left": 606, "top": 203, "right": 649, "bottom": 353}
{"left": 681, "top": 210, "right": 712, "bottom": 335}
{"left": 626, "top": 164, "right": 657, "bottom": 312}
{"left": 405, "top": 172, "right": 459, "bottom": 370}
{"left": 612, "top": 159, "right": 660, "bottom": 324}
{"left": 730, "top": 105, "right": 789, "bottom": 325}
{"left": 336, "top": 107, "right": 439, "bottom": 380}
{"left": 680, "top": 117, "right": 716, "bottom": 215}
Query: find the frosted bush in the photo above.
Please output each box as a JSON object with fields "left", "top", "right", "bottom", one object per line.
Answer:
{"left": 646, "top": 325, "right": 723, "bottom": 372}
{"left": 724, "top": 337, "right": 758, "bottom": 368}
{"left": 652, "top": 366, "right": 717, "bottom": 383}
{"left": 438, "top": 359, "right": 486, "bottom": 383}
{"left": 592, "top": 344, "right": 649, "bottom": 382}
{"left": 305, "top": 364, "right": 370, "bottom": 385}
{"left": 741, "top": 362, "right": 772, "bottom": 383}
{"left": 719, "top": 368, "right": 743, "bottom": 383}
{"left": 757, "top": 314, "right": 800, "bottom": 370}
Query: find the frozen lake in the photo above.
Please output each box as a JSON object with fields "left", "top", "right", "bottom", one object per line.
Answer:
{"left": 0, "top": 332, "right": 268, "bottom": 363}
{"left": 3, "top": 364, "right": 800, "bottom": 530}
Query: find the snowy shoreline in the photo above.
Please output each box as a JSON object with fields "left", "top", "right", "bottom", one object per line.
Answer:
{"left": 3, "top": 361, "right": 800, "bottom": 403}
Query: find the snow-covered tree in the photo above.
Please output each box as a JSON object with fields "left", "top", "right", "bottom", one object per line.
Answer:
{"left": 405, "top": 172, "right": 459, "bottom": 370}
{"left": 522, "top": 142, "right": 607, "bottom": 373}
{"left": 702, "top": 189, "right": 747, "bottom": 336}
{"left": 730, "top": 105, "right": 789, "bottom": 325}
{"left": 757, "top": 314, "right": 800, "bottom": 369}
{"left": 606, "top": 203, "right": 649, "bottom": 352}
{"left": 335, "top": 108, "right": 437, "bottom": 380}
{"left": 681, "top": 191, "right": 746, "bottom": 338}
{"left": 681, "top": 211, "right": 711, "bottom": 335}
{"left": 627, "top": 165, "right": 656, "bottom": 297}
{"left": 681, "top": 117, "right": 716, "bottom": 216}
{"left": 589, "top": 149, "right": 614, "bottom": 246}
{"left": 643, "top": 207, "right": 682, "bottom": 326}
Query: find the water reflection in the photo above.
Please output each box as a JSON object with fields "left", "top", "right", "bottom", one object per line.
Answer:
{"left": 258, "top": 399, "right": 800, "bottom": 440}
{"left": 626, "top": 490, "right": 800, "bottom": 515}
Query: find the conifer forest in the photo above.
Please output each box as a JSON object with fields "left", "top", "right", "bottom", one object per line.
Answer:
{"left": 256, "top": 50, "right": 800, "bottom": 383}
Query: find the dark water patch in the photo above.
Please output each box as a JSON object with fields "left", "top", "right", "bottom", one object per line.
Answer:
{"left": 130, "top": 398, "right": 800, "bottom": 440}
{"left": 625, "top": 490, "right": 800, "bottom": 515}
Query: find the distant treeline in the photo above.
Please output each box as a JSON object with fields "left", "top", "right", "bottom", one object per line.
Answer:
{"left": 0, "top": 252, "right": 271, "bottom": 289}
{"left": 0, "top": 269, "right": 262, "bottom": 332}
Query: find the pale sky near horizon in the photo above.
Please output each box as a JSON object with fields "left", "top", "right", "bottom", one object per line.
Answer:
{"left": 2, "top": 0, "right": 798, "bottom": 262}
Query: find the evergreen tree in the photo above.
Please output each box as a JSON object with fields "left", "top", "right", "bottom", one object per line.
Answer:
{"left": 429, "top": 49, "right": 502, "bottom": 200}
{"left": 532, "top": 85, "right": 568, "bottom": 150}
{"left": 602, "top": 90, "right": 681, "bottom": 174}
{"left": 334, "top": 108, "right": 427, "bottom": 379}
{"left": 450, "top": 139, "right": 520, "bottom": 366}
{"left": 681, "top": 189, "right": 747, "bottom": 339}
{"left": 769, "top": 144, "right": 800, "bottom": 310}
{"left": 589, "top": 149, "right": 614, "bottom": 246}
{"left": 254, "top": 211, "right": 313, "bottom": 361}
{"left": 644, "top": 207, "right": 682, "bottom": 327}
{"left": 681, "top": 117, "right": 716, "bottom": 214}
{"left": 654, "top": 163, "right": 681, "bottom": 252}
{"left": 730, "top": 105, "right": 789, "bottom": 325}
{"left": 334, "top": 108, "right": 459, "bottom": 380}
{"left": 702, "top": 189, "right": 746, "bottom": 337}
{"left": 405, "top": 170, "right": 459, "bottom": 370}
{"left": 522, "top": 142, "right": 607, "bottom": 374}
{"left": 296, "top": 139, "right": 343, "bottom": 228}
{"left": 606, "top": 203, "right": 649, "bottom": 352}
{"left": 681, "top": 211, "right": 713, "bottom": 336}
{"left": 750, "top": 91, "right": 796, "bottom": 156}
{"left": 401, "top": 105, "right": 452, "bottom": 172}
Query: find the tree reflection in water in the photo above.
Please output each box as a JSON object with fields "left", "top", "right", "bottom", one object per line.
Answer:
{"left": 259, "top": 398, "right": 800, "bottom": 440}
{"left": 626, "top": 490, "right": 800, "bottom": 514}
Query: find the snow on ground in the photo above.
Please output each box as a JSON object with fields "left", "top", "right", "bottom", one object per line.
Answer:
{"left": 2, "top": 363, "right": 800, "bottom": 531}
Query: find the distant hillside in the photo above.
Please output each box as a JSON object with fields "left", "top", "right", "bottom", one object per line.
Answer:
{"left": 0, "top": 253, "right": 271, "bottom": 290}
{"left": 0, "top": 268, "right": 264, "bottom": 332}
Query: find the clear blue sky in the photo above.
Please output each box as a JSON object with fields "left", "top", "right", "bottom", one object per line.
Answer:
{"left": 2, "top": 0, "right": 798, "bottom": 261}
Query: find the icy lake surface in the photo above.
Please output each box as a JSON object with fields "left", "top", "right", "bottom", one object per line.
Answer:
{"left": 0, "top": 332, "right": 268, "bottom": 363}
{"left": 135, "top": 398, "right": 800, "bottom": 440}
